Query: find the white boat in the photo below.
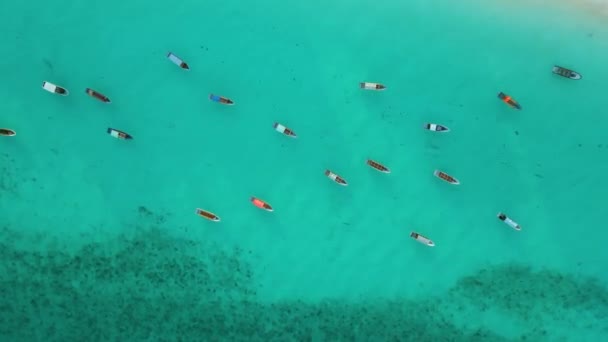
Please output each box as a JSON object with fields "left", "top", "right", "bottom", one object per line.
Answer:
{"left": 410, "top": 232, "right": 435, "bottom": 247}
{"left": 552, "top": 66, "right": 581, "bottom": 80}
{"left": 423, "top": 123, "right": 450, "bottom": 132}
{"left": 273, "top": 122, "right": 297, "bottom": 138}
{"left": 107, "top": 127, "right": 133, "bottom": 140}
{"left": 497, "top": 212, "right": 521, "bottom": 231}
{"left": 42, "top": 81, "right": 69, "bottom": 96}
{"left": 325, "top": 170, "right": 348, "bottom": 186}
{"left": 360, "top": 82, "right": 386, "bottom": 90}
{"left": 167, "top": 52, "right": 190, "bottom": 70}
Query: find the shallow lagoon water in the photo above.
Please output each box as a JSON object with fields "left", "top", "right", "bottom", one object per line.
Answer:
{"left": 1, "top": 0, "right": 608, "bottom": 340}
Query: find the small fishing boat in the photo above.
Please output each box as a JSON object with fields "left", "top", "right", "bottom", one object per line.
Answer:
{"left": 273, "top": 122, "right": 297, "bottom": 138}
{"left": 410, "top": 232, "right": 435, "bottom": 247}
{"left": 366, "top": 159, "right": 390, "bottom": 173}
{"left": 360, "top": 82, "right": 386, "bottom": 90}
{"left": 107, "top": 128, "right": 133, "bottom": 140}
{"left": 423, "top": 123, "right": 450, "bottom": 132}
{"left": 325, "top": 170, "right": 348, "bottom": 186}
{"left": 433, "top": 170, "right": 460, "bottom": 185}
{"left": 0, "top": 128, "right": 16, "bottom": 137}
{"left": 167, "top": 52, "right": 190, "bottom": 70}
{"left": 85, "top": 88, "right": 111, "bottom": 103}
{"left": 209, "top": 94, "right": 234, "bottom": 105}
{"left": 251, "top": 197, "right": 273, "bottom": 212}
{"left": 42, "top": 81, "right": 69, "bottom": 96}
{"left": 196, "top": 208, "right": 220, "bottom": 222}
{"left": 497, "top": 212, "right": 521, "bottom": 231}
{"left": 498, "top": 92, "right": 521, "bottom": 110}
{"left": 552, "top": 65, "right": 582, "bottom": 80}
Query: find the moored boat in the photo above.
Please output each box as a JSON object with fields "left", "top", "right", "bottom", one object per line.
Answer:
{"left": 433, "top": 170, "right": 460, "bottom": 185}
{"left": 42, "top": 81, "right": 69, "bottom": 96}
{"left": 366, "top": 159, "right": 390, "bottom": 173}
{"left": 552, "top": 65, "right": 581, "bottom": 80}
{"left": 196, "top": 208, "right": 220, "bottom": 222}
{"left": 251, "top": 197, "right": 273, "bottom": 212}
{"left": 273, "top": 122, "right": 297, "bottom": 137}
{"left": 85, "top": 88, "right": 111, "bottom": 103}
{"left": 423, "top": 123, "right": 450, "bottom": 132}
{"left": 360, "top": 82, "right": 386, "bottom": 90}
{"left": 410, "top": 232, "right": 435, "bottom": 247}
{"left": 167, "top": 52, "right": 190, "bottom": 70}
{"left": 498, "top": 92, "right": 521, "bottom": 110}
{"left": 209, "top": 94, "right": 234, "bottom": 105}
{"left": 497, "top": 212, "right": 521, "bottom": 231}
{"left": 325, "top": 170, "right": 348, "bottom": 186}
{"left": 107, "top": 127, "right": 133, "bottom": 140}
{"left": 0, "top": 128, "right": 16, "bottom": 137}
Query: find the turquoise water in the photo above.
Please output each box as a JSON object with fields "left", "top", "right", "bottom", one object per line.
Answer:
{"left": 2, "top": 0, "right": 608, "bottom": 340}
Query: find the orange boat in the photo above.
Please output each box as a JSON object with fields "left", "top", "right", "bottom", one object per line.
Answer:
{"left": 86, "top": 88, "right": 111, "bottom": 103}
{"left": 325, "top": 170, "right": 348, "bottom": 186}
{"left": 433, "top": 170, "right": 460, "bottom": 185}
{"left": 251, "top": 197, "right": 273, "bottom": 212}
{"left": 367, "top": 159, "right": 390, "bottom": 173}
{"left": 195, "top": 208, "right": 220, "bottom": 222}
{"left": 498, "top": 92, "right": 521, "bottom": 110}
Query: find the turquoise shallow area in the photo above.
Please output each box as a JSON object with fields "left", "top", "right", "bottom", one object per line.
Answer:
{"left": 1, "top": 0, "right": 608, "bottom": 340}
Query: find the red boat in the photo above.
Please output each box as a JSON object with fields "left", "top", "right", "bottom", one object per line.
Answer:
{"left": 367, "top": 159, "right": 390, "bottom": 173}
{"left": 86, "top": 88, "right": 111, "bottom": 103}
{"left": 251, "top": 197, "right": 273, "bottom": 212}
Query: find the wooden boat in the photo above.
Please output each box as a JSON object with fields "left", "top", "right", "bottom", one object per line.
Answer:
{"left": 167, "top": 52, "right": 190, "bottom": 70}
{"left": 410, "top": 232, "right": 435, "bottom": 247}
{"left": 0, "top": 128, "right": 16, "bottom": 137}
{"left": 325, "top": 170, "right": 348, "bottom": 186}
{"left": 42, "top": 81, "right": 69, "bottom": 96}
{"left": 196, "top": 208, "right": 220, "bottom": 222}
{"left": 498, "top": 92, "right": 521, "bottom": 110}
{"left": 273, "top": 122, "right": 297, "bottom": 138}
{"left": 552, "top": 65, "right": 581, "bottom": 80}
{"left": 209, "top": 94, "right": 234, "bottom": 105}
{"left": 360, "top": 82, "right": 386, "bottom": 90}
{"left": 423, "top": 123, "right": 450, "bottom": 132}
{"left": 497, "top": 212, "right": 521, "bottom": 231}
{"left": 107, "top": 128, "right": 133, "bottom": 140}
{"left": 251, "top": 197, "right": 273, "bottom": 212}
{"left": 433, "top": 170, "right": 460, "bottom": 185}
{"left": 85, "top": 88, "right": 111, "bottom": 103}
{"left": 366, "top": 159, "right": 390, "bottom": 173}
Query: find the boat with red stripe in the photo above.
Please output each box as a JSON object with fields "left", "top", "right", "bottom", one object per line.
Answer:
{"left": 86, "top": 88, "right": 111, "bottom": 103}
{"left": 498, "top": 92, "right": 521, "bottom": 110}
{"left": 325, "top": 170, "right": 348, "bottom": 186}
{"left": 433, "top": 170, "right": 459, "bottom": 185}
{"left": 195, "top": 208, "right": 220, "bottom": 222}
{"left": 251, "top": 197, "right": 273, "bottom": 212}
{"left": 273, "top": 122, "right": 297, "bottom": 138}
{"left": 366, "top": 159, "right": 390, "bottom": 173}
